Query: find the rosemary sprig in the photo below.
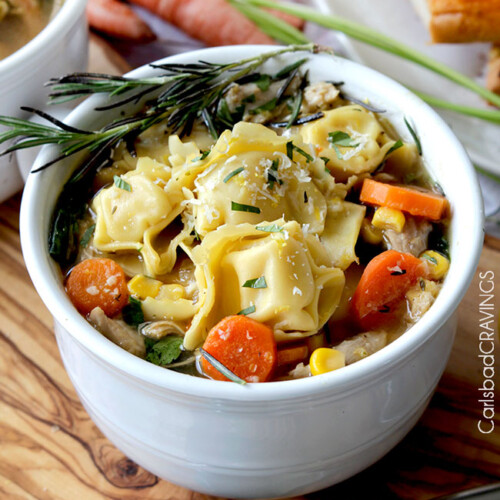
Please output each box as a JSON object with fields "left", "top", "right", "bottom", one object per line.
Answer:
{"left": 0, "top": 44, "right": 315, "bottom": 171}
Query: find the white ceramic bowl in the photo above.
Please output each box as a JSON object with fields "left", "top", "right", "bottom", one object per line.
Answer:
{"left": 20, "top": 46, "right": 483, "bottom": 498}
{"left": 0, "top": 0, "right": 88, "bottom": 203}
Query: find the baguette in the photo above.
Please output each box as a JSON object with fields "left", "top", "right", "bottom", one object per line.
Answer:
{"left": 487, "top": 44, "right": 500, "bottom": 95}
{"left": 427, "top": 0, "right": 500, "bottom": 43}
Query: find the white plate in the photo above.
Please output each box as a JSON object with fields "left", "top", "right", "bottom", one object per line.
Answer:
{"left": 314, "top": 0, "right": 500, "bottom": 176}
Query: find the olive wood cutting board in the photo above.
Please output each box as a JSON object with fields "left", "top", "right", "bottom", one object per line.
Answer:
{"left": 0, "top": 36, "right": 499, "bottom": 500}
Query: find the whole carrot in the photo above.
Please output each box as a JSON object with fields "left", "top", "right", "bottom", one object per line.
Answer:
{"left": 127, "top": 0, "right": 275, "bottom": 46}
{"left": 87, "top": 0, "right": 156, "bottom": 42}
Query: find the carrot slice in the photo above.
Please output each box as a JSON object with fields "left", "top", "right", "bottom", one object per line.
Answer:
{"left": 66, "top": 258, "right": 129, "bottom": 317}
{"left": 201, "top": 315, "right": 277, "bottom": 383}
{"left": 360, "top": 178, "right": 448, "bottom": 220}
{"left": 351, "top": 250, "right": 427, "bottom": 329}
{"left": 277, "top": 345, "right": 308, "bottom": 367}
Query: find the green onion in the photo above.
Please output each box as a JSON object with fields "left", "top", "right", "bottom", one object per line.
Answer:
{"left": 113, "top": 175, "right": 131, "bottom": 191}
{"left": 256, "top": 224, "right": 283, "bottom": 232}
{"left": 235, "top": 0, "right": 500, "bottom": 109}
{"left": 231, "top": 201, "right": 261, "bottom": 214}
{"left": 404, "top": 118, "right": 422, "bottom": 155}
{"left": 320, "top": 156, "right": 330, "bottom": 165}
{"left": 243, "top": 276, "right": 267, "bottom": 289}
{"left": 237, "top": 304, "right": 256, "bottom": 315}
{"left": 223, "top": 167, "right": 245, "bottom": 183}
{"left": 199, "top": 348, "right": 247, "bottom": 385}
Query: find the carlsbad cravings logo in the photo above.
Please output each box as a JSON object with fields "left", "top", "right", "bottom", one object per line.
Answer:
{"left": 477, "top": 270, "right": 496, "bottom": 435}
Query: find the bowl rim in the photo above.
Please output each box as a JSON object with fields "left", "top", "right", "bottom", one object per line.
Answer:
{"left": 0, "top": 0, "right": 87, "bottom": 74}
{"left": 20, "top": 45, "right": 484, "bottom": 402}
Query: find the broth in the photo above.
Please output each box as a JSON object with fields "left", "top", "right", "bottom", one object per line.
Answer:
{"left": 0, "top": 0, "right": 58, "bottom": 61}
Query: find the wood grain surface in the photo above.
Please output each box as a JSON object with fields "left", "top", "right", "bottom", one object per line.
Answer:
{"left": 1, "top": 36, "right": 499, "bottom": 500}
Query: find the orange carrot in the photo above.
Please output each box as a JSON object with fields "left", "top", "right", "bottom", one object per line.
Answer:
{"left": 277, "top": 345, "right": 308, "bottom": 367}
{"left": 66, "top": 258, "right": 129, "bottom": 317}
{"left": 201, "top": 315, "right": 277, "bottom": 383}
{"left": 351, "top": 250, "right": 427, "bottom": 329}
{"left": 87, "top": 0, "right": 156, "bottom": 42}
{"left": 360, "top": 178, "right": 449, "bottom": 221}
{"left": 127, "top": 0, "right": 275, "bottom": 46}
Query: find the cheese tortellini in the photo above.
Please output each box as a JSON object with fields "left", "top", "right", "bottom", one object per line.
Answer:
{"left": 184, "top": 221, "right": 345, "bottom": 349}
{"left": 88, "top": 106, "right": 401, "bottom": 349}
{"left": 300, "top": 106, "right": 396, "bottom": 181}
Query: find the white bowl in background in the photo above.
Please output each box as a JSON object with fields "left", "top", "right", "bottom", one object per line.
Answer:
{"left": 20, "top": 46, "right": 484, "bottom": 498}
{"left": 0, "top": 0, "right": 88, "bottom": 203}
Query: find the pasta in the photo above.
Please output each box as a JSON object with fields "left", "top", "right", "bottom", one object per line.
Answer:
{"left": 58, "top": 53, "right": 450, "bottom": 383}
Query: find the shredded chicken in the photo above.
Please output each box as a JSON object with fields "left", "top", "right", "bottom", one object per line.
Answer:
{"left": 334, "top": 331, "right": 388, "bottom": 365}
{"left": 405, "top": 279, "right": 441, "bottom": 323}
{"left": 383, "top": 217, "right": 432, "bottom": 257}
{"left": 140, "top": 320, "right": 185, "bottom": 340}
{"left": 302, "top": 82, "right": 340, "bottom": 113}
{"left": 288, "top": 362, "right": 311, "bottom": 379}
{"left": 89, "top": 307, "right": 146, "bottom": 357}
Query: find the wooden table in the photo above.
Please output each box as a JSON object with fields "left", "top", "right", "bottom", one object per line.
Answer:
{"left": 1, "top": 37, "right": 499, "bottom": 500}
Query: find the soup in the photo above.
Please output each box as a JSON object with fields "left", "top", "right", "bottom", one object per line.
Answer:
{"left": 50, "top": 51, "right": 450, "bottom": 383}
{"left": 0, "top": 0, "right": 58, "bottom": 61}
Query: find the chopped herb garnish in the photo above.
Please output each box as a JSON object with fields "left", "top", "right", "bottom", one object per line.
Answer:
{"left": 146, "top": 335, "right": 183, "bottom": 366}
{"left": 122, "top": 296, "right": 144, "bottom": 327}
{"left": 256, "top": 224, "right": 283, "bottom": 233}
{"left": 384, "top": 139, "right": 403, "bottom": 158}
{"left": 199, "top": 348, "right": 246, "bottom": 385}
{"left": 267, "top": 158, "right": 281, "bottom": 189}
{"left": 404, "top": 118, "right": 422, "bottom": 155}
{"left": 223, "top": 167, "right": 244, "bottom": 183}
{"left": 328, "top": 131, "right": 359, "bottom": 160}
{"left": 242, "top": 94, "right": 256, "bottom": 104}
{"left": 113, "top": 175, "right": 131, "bottom": 192}
{"left": 231, "top": 201, "right": 261, "bottom": 214}
{"left": 250, "top": 97, "right": 278, "bottom": 114}
{"left": 80, "top": 224, "right": 95, "bottom": 248}
{"left": 328, "top": 131, "right": 359, "bottom": 147}
{"left": 339, "top": 93, "right": 386, "bottom": 113}
{"left": 378, "top": 305, "right": 391, "bottom": 313}
{"left": 422, "top": 253, "right": 438, "bottom": 265}
{"left": 255, "top": 74, "right": 271, "bottom": 91}
{"left": 243, "top": 276, "right": 267, "bottom": 289}
{"left": 191, "top": 229, "right": 201, "bottom": 242}
{"left": 286, "top": 141, "right": 313, "bottom": 162}
{"left": 320, "top": 156, "right": 330, "bottom": 165}
{"left": 237, "top": 304, "right": 256, "bottom": 315}
{"left": 390, "top": 269, "right": 407, "bottom": 276}
{"left": 192, "top": 150, "right": 210, "bottom": 162}
{"left": 419, "top": 278, "right": 426, "bottom": 291}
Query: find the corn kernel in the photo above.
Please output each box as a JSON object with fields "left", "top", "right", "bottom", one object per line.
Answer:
{"left": 420, "top": 250, "right": 450, "bottom": 280}
{"left": 310, "top": 348, "right": 346, "bottom": 376}
{"left": 360, "top": 218, "right": 383, "bottom": 245}
{"left": 372, "top": 206, "right": 406, "bottom": 233}
{"left": 157, "top": 284, "right": 185, "bottom": 301}
{"left": 128, "top": 274, "right": 163, "bottom": 300}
